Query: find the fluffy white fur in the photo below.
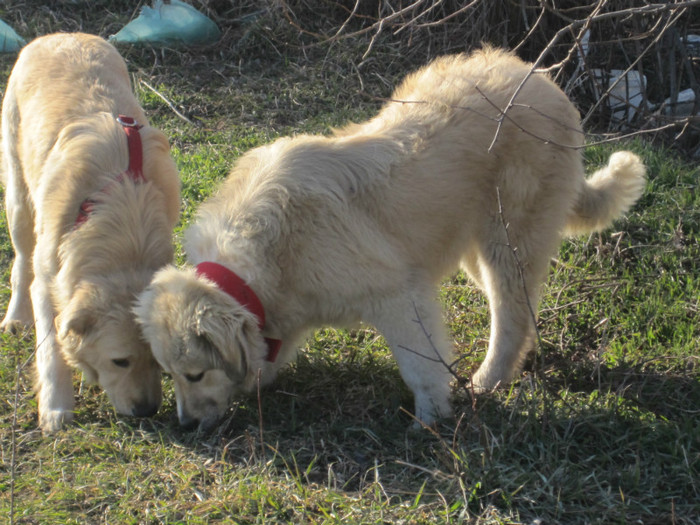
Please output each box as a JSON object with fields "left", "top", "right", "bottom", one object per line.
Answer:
{"left": 135, "top": 48, "right": 646, "bottom": 431}
{"left": 1, "top": 33, "right": 181, "bottom": 432}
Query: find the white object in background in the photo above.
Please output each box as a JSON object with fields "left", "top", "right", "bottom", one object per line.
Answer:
{"left": 590, "top": 69, "right": 647, "bottom": 123}
{"left": 661, "top": 88, "right": 697, "bottom": 116}
{"left": 683, "top": 35, "right": 700, "bottom": 57}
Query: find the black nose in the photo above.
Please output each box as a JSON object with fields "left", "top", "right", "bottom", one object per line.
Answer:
{"left": 132, "top": 401, "right": 159, "bottom": 418}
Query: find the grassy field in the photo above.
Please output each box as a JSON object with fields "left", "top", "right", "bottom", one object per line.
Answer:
{"left": 1, "top": 2, "right": 699, "bottom": 524}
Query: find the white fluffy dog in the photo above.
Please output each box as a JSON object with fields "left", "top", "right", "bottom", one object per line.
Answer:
{"left": 135, "top": 48, "right": 645, "bottom": 431}
{"left": 1, "top": 33, "right": 181, "bottom": 432}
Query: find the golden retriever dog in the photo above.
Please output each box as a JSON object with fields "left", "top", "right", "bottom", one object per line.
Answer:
{"left": 1, "top": 33, "right": 180, "bottom": 432}
{"left": 135, "top": 48, "right": 645, "bottom": 431}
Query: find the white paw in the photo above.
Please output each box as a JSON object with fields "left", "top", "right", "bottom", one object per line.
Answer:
{"left": 412, "top": 391, "right": 451, "bottom": 428}
{"left": 470, "top": 369, "right": 502, "bottom": 394}
{"left": 1, "top": 317, "right": 32, "bottom": 335}
{"left": 39, "top": 409, "right": 74, "bottom": 433}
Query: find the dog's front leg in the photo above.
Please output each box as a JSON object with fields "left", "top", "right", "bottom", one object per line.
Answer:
{"left": 371, "top": 290, "right": 453, "bottom": 427}
{"left": 30, "top": 263, "right": 74, "bottom": 432}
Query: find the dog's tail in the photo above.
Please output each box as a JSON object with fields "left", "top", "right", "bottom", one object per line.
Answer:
{"left": 564, "top": 151, "right": 646, "bottom": 236}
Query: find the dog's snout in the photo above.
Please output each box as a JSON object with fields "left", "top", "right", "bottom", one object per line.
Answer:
{"left": 131, "top": 401, "right": 159, "bottom": 418}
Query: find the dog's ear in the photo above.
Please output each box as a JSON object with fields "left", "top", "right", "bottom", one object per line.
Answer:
{"left": 192, "top": 299, "right": 265, "bottom": 384}
{"left": 57, "top": 284, "right": 100, "bottom": 339}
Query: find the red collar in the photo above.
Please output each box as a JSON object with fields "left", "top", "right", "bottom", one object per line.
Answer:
{"left": 117, "top": 115, "right": 145, "bottom": 182}
{"left": 195, "top": 261, "right": 282, "bottom": 363}
{"left": 75, "top": 115, "right": 144, "bottom": 226}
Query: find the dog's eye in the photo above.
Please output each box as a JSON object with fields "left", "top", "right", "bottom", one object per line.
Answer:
{"left": 184, "top": 372, "right": 204, "bottom": 383}
{"left": 112, "top": 358, "right": 130, "bottom": 368}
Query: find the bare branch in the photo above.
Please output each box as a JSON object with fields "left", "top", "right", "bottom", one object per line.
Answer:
{"left": 294, "top": 0, "right": 430, "bottom": 48}
{"left": 139, "top": 79, "right": 200, "bottom": 127}
{"left": 397, "top": 303, "right": 473, "bottom": 390}
{"left": 581, "top": 7, "right": 686, "bottom": 126}
{"left": 332, "top": 0, "right": 361, "bottom": 39}
{"left": 413, "top": 0, "right": 481, "bottom": 30}
{"left": 487, "top": 0, "right": 700, "bottom": 151}
{"left": 487, "top": 0, "right": 608, "bottom": 152}
{"left": 495, "top": 187, "right": 542, "bottom": 350}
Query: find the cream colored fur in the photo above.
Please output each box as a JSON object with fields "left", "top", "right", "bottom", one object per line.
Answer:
{"left": 1, "top": 33, "right": 181, "bottom": 432}
{"left": 135, "top": 48, "right": 645, "bottom": 431}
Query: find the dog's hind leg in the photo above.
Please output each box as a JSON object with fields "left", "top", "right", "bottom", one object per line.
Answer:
{"left": 371, "top": 286, "right": 453, "bottom": 426}
{"left": 0, "top": 151, "right": 35, "bottom": 333}
{"left": 467, "top": 228, "right": 552, "bottom": 393}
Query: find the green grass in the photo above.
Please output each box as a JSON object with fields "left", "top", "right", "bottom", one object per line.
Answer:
{"left": 1, "top": 3, "right": 699, "bottom": 524}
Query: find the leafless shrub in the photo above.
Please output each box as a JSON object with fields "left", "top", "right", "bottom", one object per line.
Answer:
{"left": 209, "top": 0, "right": 700, "bottom": 156}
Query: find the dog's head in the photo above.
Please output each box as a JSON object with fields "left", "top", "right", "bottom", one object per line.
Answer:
{"left": 134, "top": 265, "right": 269, "bottom": 431}
{"left": 56, "top": 280, "right": 162, "bottom": 418}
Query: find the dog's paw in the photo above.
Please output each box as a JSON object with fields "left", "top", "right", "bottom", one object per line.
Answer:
{"left": 39, "top": 409, "right": 74, "bottom": 433}
{"left": 409, "top": 415, "right": 437, "bottom": 431}
{"left": 469, "top": 369, "right": 502, "bottom": 394}
{"left": 1, "top": 318, "right": 31, "bottom": 336}
{"left": 411, "top": 391, "right": 451, "bottom": 430}
{"left": 2, "top": 299, "right": 34, "bottom": 333}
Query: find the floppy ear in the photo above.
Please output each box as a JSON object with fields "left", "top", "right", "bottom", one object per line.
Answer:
{"left": 56, "top": 284, "right": 100, "bottom": 339}
{"left": 192, "top": 299, "right": 266, "bottom": 384}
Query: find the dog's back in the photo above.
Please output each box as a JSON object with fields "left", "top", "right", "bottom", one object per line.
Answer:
{"left": 4, "top": 33, "right": 146, "bottom": 192}
{"left": 187, "top": 49, "right": 598, "bottom": 292}
{"left": 326, "top": 49, "right": 585, "bottom": 278}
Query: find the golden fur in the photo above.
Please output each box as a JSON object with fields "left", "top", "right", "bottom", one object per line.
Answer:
{"left": 1, "top": 33, "right": 181, "bottom": 432}
{"left": 135, "top": 48, "right": 646, "bottom": 431}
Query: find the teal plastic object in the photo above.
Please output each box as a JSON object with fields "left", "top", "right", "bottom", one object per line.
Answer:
{"left": 109, "top": 0, "right": 221, "bottom": 46}
{"left": 0, "top": 19, "right": 26, "bottom": 52}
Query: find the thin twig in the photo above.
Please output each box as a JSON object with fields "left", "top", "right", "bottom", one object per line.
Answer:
{"left": 139, "top": 79, "right": 200, "bottom": 127}
{"left": 332, "top": 0, "right": 361, "bottom": 39}
{"left": 256, "top": 368, "right": 264, "bottom": 460}
{"left": 393, "top": 0, "right": 446, "bottom": 34}
{"left": 584, "top": 9, "right": 686, "bottom": 126}
{"left": 362, "top": 16, "right": 385, "bottom": 60}
{"left": 364, "top": 92, "right": 693, "bottom": 150}
{"left": 287, "top": 0, "right": 429, "bottom": 47}
{"left": 398, "top": 303, "right": 472, "bottom": 391}
{"left": 474, "top": 85, "right": 584, "bottom": 150}
{"left": 488, "top": 0, "right": 700, "bottom": 151}
{"left": 513, "top": 2, "right": 547, "bottom": 53}
{"left": 10, "top": 329, "right": 35, "bottom": 525}
{"left": 487, "top": 0, "right": 607, "bottom": 152}
{"left": 414, "top": 0, "right": 481, "bottom": 29}
{"left": 495, "top": 187, "right": 542, "bottom": 350}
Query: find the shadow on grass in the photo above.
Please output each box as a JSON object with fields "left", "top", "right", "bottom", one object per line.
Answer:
{"left": 110, "top": 352, "right": 698, "bottom": 521}
{"left": 535, "top": 354, "right": 700, "bottom": 426}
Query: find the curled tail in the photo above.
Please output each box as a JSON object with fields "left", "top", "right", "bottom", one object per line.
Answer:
{"left": 565, "top": 151, "right": 646, "bottom": 236}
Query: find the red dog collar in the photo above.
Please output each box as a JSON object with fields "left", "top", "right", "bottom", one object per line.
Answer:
{"left": 75, "top": 115, "right": 144, "bottom": 226}
{"left": 195, "top": 261, "right": 282, "bottom": 363}
{"left": 116, "top": 115, "right": 145, "bottom": 183}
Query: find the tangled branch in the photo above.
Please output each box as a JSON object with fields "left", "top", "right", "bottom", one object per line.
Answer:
{"left": 278, "top": 0, "right": 700, "bottom": 154}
